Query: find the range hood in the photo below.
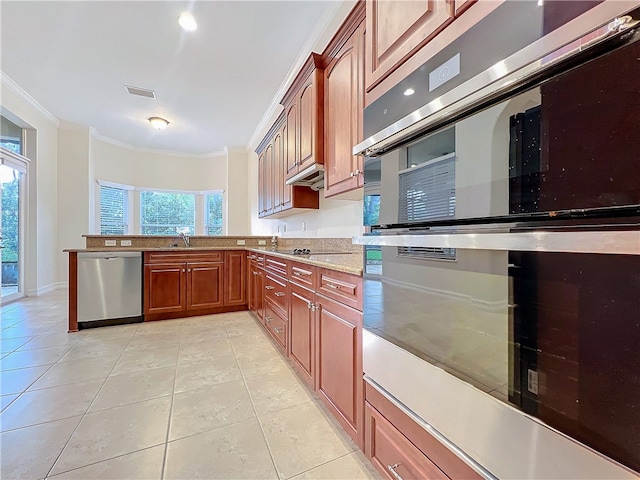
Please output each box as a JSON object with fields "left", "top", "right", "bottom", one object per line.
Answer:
{"left": 285, "top": 164, "right": 325, "bottom": 191}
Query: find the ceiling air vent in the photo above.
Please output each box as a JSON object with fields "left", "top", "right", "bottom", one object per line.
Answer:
{"left": 125, "top": 85, "right": 156, "bottom": 99}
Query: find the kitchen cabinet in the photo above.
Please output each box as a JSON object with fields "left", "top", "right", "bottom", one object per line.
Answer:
{"left": 364, "top": 381, "right": 482, "bottom": 480}
{"left": 224, "top": 251, "right": 246, "bottom": 306}
{"left": 323, "top": 6, "right": 366, "bottom": 198}
{"left": 143, "top": 250, "right": 245, "bottom": 321}
{"left": 316, "top": 293, "right": 363, "bottom": 446}
{"left": 365, "top": 0, "right": 454, "bottom": 94}
{"left": 256, "top": 112, "right": 319, "bottom": 219}
{"left": 289, "top": 282, "right": 315, "bottom": 387}
{"left": 282, "top": 53, "right": 324, "bottom": 181}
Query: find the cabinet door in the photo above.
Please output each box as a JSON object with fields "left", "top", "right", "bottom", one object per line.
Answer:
{"left": 264, "top": 143, "right": 274, "bottom": 216}
{"left": 281, "top": 122, "right": 293, "bottom": 210}
{"left": 289, "top": 283, "right": 315, "bottom": 387}
{"left": 273, "top": 129, "right": 283, "bottom": 212}
{"left": 298, "top": 78, "right": 316, "bottom": 171}
{"left": 144, "top": 264, "right": 185, "bottom": 315}
{"left": 224, "top": 251, "right": 246, "bottom": 306}
{"left": 248, "top": 263, "right": 256, "bottom": 312}
{"left": 258, "top": 152, "right": 266, "bottom": 217}
{"left": 316, "top": 294, "right": 363, "bottom": 445}
{"left": 255, "top": 268, "right": 265, "bottom": 322}
{"left": 186, "top": 262, "right": 223, "bottom": 310}
{"left": 325, "top": 22, "right": 365, "bottom": 198}
{"left": 285, "top": 103, "right": 298, "bottom": 177}
{"left": 366, "top": 0, "right": 454, "bottom": 92}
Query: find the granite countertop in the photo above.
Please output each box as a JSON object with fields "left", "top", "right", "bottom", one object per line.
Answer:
{"left": 64, "top": 246, "right": 363, "bottom": 276}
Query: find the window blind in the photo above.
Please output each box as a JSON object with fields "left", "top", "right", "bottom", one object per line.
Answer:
{"left": 100, "top": 186, "right": 127, "bottom": 235}
{"left": 398, "top": 154, "right": 456, "bottom": 260}
{"left": 206, "top": 193, "right": 223, "bottom": 235}
{"left": 140, "top": 191, "right": 195, "bottom": 235}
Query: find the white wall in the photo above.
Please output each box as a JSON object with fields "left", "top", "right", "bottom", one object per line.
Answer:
{"left": 1, "top": 75, "right": 59, "bottom": 295}
{"left": 226, "top": 147, "right": 250, "bottom": 235}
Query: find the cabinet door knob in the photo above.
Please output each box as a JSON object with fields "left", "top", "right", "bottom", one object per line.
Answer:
{"left": 252, "top": 271, "right": 258, "bottom": 275}
{"left": 350, "top": 171, "right": 355, "bottom": 177}
{"left": 182, "top": 269, "right": 186, "bottom": 273}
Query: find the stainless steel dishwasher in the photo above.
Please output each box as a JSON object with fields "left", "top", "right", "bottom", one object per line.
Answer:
{"left": 77, "top": 251, "right": 143, "bottom": 328}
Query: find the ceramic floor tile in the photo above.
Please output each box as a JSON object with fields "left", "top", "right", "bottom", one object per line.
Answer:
{"left": 180, "top": 325, "right": 228, "bottom": 343}
{"left": 0, "top": 416, "right": 82, "bottom": 480}
{"left": 225, "top": 321, "right": 264, "bottom": 337}
{"left": 169, "top": 379, "right": 255, "bottom": 441}
{"left": 236, "top": 348, "right": 291, "bottom": 379}
{"left": 0, "top": 324, "right": 52, "bottom": 339}
{"left": 164, "top": 418, "right": 278, "bottom": 479}
{"left": 0, "top": 379, "right": 102, "bottom": 431}
{"left": 0, "top": 364, "right": 50, "bottom": 394}
{"left": 0, "top": 393, "right": 18, "bottom": 412}
{"left": 74, "top": 324, "right": 139, "bottom": 341}
{"left": 18, "top": 332, "right": 80, "bottom": 350}
{"left": 127, "top": 332, "right": 181, "bottom": 350}
{"left": 177, "top": 336, "right": 233, "bottom": 364}
{"left": 111, "top": 344, "right": 179, "bottom": 375}
{"left": 174, "top": 354, "right": 242, "bottom": 393}
{"left": 0, "top": 345, "right": 72, "bottom": 371}
{"left": 260, "top": 401, "right": 356, "bottom": 479}
{"left": 50, "top": 396, "right": 171, "bottom": 476}
{"left": 59, "top": 337, "right": 131, "bottom": 362}
{"left": 47, "top": 445, "right": 164, "bottom": 480}
{"left": 0, "top": 335, "right": 38, "bottom": 353}
{"left": 246, "top": 369, "right": 315, "bottom": 416}
{"left": 29, "top": 354, "right": 120, "bottom": 390}
{"left": 89, "top": 365, "right": 176, "bottom": 412}
{"left": 288, "top": 451, "right": 382, "bottom": 480}
{"left": 134, "top": 321, "right": 183, "bottom": 336}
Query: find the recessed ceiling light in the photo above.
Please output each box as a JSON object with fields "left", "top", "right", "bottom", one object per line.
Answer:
{"left": 179, "top": 12, "right": 197, "bottom": 31}
{"left": 148, "top": 117, "right": 169, "bottom": 130}
{"left": 404, "top": 88, "right": 415, "bottom": 96}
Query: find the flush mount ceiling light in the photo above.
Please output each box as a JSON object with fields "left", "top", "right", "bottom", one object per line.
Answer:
{"left": 404, "top": 88, "right": 415, "bottom": 96}
{"left": 148, "top": 117, "right": 169, "bottom": 130}
{"left": 178, "top": 12, "right": 197, "bottom": 31}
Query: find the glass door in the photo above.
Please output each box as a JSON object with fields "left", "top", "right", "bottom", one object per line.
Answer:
{"left": 1, "top": 163, "right": 24, "bottom": 302}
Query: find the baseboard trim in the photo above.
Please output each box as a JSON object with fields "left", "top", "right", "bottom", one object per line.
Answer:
{"left": 26, "top": 282, "right": 68, "bottom": 297}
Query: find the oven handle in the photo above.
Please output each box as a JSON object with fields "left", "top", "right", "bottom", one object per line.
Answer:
{"left": 353, "top": 230, "right": 640, "bottom": 255}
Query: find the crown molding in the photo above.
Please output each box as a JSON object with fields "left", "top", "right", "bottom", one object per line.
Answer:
{"left": 246, "top": 0, "right": 355, "bottom": 152}
{"left": 0, "top": 70, "right": 60, "bottom": 126}
{"left": 89, "top": 127, "right": 227, "bottom": 159}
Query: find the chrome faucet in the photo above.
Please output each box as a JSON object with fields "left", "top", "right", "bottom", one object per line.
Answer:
{"left": 177, "top": 227, "right": 190, "bottom": 247}
{"left": 271, "top": 235, "right": 278, "bottom": 249}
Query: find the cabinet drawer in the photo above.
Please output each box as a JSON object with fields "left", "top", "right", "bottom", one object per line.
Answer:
{"left": 145, "top": 251, "right": 223, "bottom": 264}
{"left": 247, "top": 252, "right": 264, "bottom": 267}
{"left": 289, "top": 261, "right": 316, "bottom": 289}
{"left": 317, "top": 268, "right": 362, "bottom": 310}
{"left": 265, "top": 273, "right": 288, "bottom": 319}
{"left": 265, "top": 256, "right": 288, "bottom": 277}
{"left": 264, "top": 300, "right": 287, "bottom": 350}
{"left": 365, "top": 402, "right": 448, "bottom": 480}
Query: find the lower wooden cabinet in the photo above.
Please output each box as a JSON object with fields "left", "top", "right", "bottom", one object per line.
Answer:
{"left": 316, "top": 293, "right": 363, "bottom": 446}
{"left": 264, "top": 300, "right": 287, "bottom": 352}
{"left": 143, "top": 250, "right": 246, "bottom": 321}
{"left": 249, "top": 263, "right": 265, "bottom": 323}
{"left": 289, "top": 282, "right": 315, "bottom": 388}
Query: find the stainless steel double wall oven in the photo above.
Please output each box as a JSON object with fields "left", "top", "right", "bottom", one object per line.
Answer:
{"left": 355, "top": 2, "right": 640, "bottom": 478}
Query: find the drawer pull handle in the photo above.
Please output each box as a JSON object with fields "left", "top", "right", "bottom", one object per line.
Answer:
{"left": 307, "top": 302, "right": 312, "bottom": 309}
{"left": 265, "top": 316, "right": 272, "bottom": 323}
{"left": 274, "top": 327, "right": 283, "bottom": 334}
{"left": 252, "top": 271, "right": 258, "bottom": 276}
{"left": 249, "top": 255, "right": 257, "bottom": 259}
{"left": 274, "top": 292, "right": 285, "bottom": 297}
{"left": 387, "top": 464, "right": 403, "bottom": 480}
{"left": 293, "top": 271, "right": 311, "bottom": 276}
{"left": 265, "top": 286, "right": 275, "bottom": 290}
{"left": 326, "top": 283, "right": 341, "bottom": 290}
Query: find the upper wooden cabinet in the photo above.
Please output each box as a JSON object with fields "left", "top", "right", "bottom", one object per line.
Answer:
{"left": 323, "top": 4, "right": 366, "bottom": 199}
{"left": 282, "top": 53, "right": 325, "bottom": 181}
{"left": 365, "top": 0, "right": 455, "bottom": 93}
{"left": 256, "top": 98, "right": 319, "bottom": 219}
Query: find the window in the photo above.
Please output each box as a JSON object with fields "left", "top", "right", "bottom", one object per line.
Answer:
{"left": 100, "top": 185, "right": 128, "bottom": 235}
{"left": 1, "top": 116, "right": 23, "bottom": 155}
{"left": 205, "top": 193, "right": 223, "bottom": 235}
{"left": 140, "top": 191, "right": 195, "bottom": 235}
{"left": 398, "top": 153, "right": 456, "bottom": 260}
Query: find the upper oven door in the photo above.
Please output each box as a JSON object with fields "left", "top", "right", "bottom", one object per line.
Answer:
{"left": 362, "top": 24, "right": 640, "bottom": 228}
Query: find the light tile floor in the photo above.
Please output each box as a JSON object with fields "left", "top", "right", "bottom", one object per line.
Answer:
{"left": 0, "top": 290, "right": 381, "bottom": 480}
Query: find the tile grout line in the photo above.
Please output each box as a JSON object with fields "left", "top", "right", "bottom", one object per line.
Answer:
{"left": 227, "top": 314, "right": 284, "bottom": 480}
{"left": 160, "top": 324, "right": 183, "bottom": 480}
{"left": 43, "top": 327, "right": 139, "bottom": 479}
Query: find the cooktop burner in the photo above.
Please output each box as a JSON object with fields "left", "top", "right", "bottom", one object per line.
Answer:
{"left": 292, "top": 248, "right": 311, "bottom": 255}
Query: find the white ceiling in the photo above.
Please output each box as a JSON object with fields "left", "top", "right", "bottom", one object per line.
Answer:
{"left": 0, "top": 1, "right": 342, "bottom": 156}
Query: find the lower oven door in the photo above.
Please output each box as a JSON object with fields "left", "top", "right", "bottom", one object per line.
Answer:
{"left": 356, "top": 229, "right": 640, "bottom": 478}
